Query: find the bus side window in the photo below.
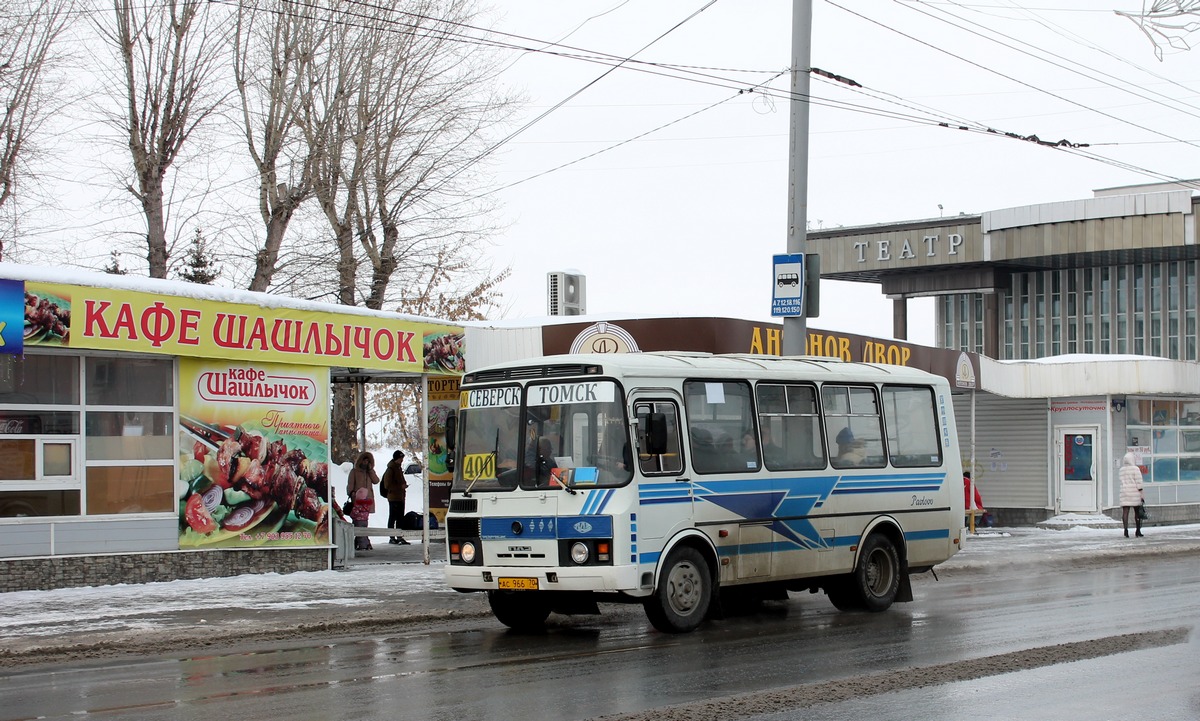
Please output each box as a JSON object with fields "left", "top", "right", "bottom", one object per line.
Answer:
{"left": 635, "top": 402, "right": 683, "bottom": 475}
{"left": 882, "top": 385, "right": 942, "bottom": 467}
{"left": 822, "top": 384, "right": 886, "bottom": 469}
{"left": 683, "top": 380, "right": 756, "bottom": 474}
{"left": 757, "top": 382, "right": 826, "bottom": 471}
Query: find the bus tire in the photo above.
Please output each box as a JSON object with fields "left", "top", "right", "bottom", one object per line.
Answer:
{"left": 488, "top": 590, "right": 551, "bottom": 630}
{"left": 824, "top": 577, "right": 862, "bottom": 611}
{"left": 644, "top": 546, "right": 711, "bottom": 633}
{"left": 834, "top": 533, "right": 901, "bottom": 613}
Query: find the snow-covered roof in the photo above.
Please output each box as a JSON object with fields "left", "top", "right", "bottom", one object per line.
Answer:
{"left": 1, "top": 262, "right": 453, "bottom": 326}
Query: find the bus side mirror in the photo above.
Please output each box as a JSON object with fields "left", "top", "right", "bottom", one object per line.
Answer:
{"left": 646, "top": 413, "right": 669, "bottom": 455}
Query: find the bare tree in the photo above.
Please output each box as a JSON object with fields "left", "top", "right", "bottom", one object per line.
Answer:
{"left": 307, "top": 0, "right": 516, "bottom": 312}
{"left": 1117, "top": 1, "right": 1200, "bottom": 60}
{"left": 98, "top": 0, "right": 231, "bottom": 278}
{"left": 0, "top": 0, "right": 74, "bottom": 259}
{"left": 292, "top": 0, "right": 516, "bottom": 461}
{"left": 231, "top": 0, "right": 335, "bottom": 292}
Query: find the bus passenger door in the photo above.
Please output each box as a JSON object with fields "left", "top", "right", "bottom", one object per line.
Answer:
{"left": 632, "top": 397, "right": 691, "bottom": 544}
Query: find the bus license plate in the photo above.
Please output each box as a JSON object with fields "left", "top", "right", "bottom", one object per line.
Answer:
{"left": 498, "top": 577, "right": 539, "bottom": 591}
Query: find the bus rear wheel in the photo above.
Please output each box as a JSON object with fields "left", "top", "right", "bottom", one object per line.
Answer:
{"left": 827, "top": 533, "right": 900, "bottom": 613}
{"left": 488, "top": 590, "right": 551, "bottom": 630}
{"left": 644, "top": 546, "right": 711, "bottom": 633}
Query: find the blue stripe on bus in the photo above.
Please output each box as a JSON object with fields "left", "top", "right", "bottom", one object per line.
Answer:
{"left": 480, "top": 515, "right": 613, "bottom": 539}
{"left": 904, "top": 528, "right": 951, "bottom": 541}
{"left": 582, "top": 489, "right": 613, "bottom": 515}
{"left": 835, "top": 478, "right": 944, "bottom": 487}
{"left": 832, "top": 486, "right": 942, "bottom": 494}
{"left": 638, "top": 527, "right": 950, "bottom": 565}
{"left": 640, "top": 496, "right": 692, "bottom": 505}
{"left": 693, "top": 529, "right": 950, "bottom": 562}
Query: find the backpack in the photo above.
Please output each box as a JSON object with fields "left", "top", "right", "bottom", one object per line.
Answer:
{"left": 402, "top": 510, "right": 422, "bottom": 530}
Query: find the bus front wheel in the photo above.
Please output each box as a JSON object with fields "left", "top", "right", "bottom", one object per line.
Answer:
{"left": 827, "top": 533, "right": 900, "bottom": 613}
{"left": 644, "top": 546, "right": 712, "bottom": 633}
{"left": 488, "top": 590, "right": 551, "bottom": 630}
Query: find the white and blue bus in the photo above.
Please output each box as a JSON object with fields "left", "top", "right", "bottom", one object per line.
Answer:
{"left": 443, "top": 352, "right": 963, "bottom": 633}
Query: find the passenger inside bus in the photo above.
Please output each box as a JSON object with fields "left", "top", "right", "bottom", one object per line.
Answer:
{"left": 835, "top": 426, "right": 867, "bottom": 467}
{"left": 741, "top": 432, "right": 760, "bottom": 470}
{"left": 760, "top": 425, "right": 785, "bottom": 468}
{"left": 496, "top": 449, "right": 520, "bottom": 488}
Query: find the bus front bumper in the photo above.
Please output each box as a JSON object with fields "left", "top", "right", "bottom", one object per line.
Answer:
{"left": 444, "top": 563, "right": 643, "bottom": 594}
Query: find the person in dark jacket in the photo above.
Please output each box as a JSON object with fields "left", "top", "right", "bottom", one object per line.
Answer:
{"left": 381, "top": 450, "right": 409, "bottom": 544}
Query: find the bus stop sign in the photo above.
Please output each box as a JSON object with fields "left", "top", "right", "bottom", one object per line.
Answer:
{"left": 771, "top": 253, "right": 804, "bottom": 317}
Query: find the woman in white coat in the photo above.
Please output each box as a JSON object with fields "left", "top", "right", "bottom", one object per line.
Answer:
{"left": 1118, "top": 453, "right": 1145, "bottom": 538}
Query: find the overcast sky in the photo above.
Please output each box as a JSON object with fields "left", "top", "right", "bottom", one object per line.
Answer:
{"left": 472, "top": 1, "right": 1200, "bottom": 345}
{"left": 19, "top": 2, "right": 1200, "bottom": 349}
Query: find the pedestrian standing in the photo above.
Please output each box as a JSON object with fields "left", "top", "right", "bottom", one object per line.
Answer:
{"left": 1118, "top": 452, "right": 1145, "bottom": 538}
{"left": 381, "top": 450, "right": 410, "bottom": 544}
{"left": 347, "top": 451, "right": 380, "bottom": 550}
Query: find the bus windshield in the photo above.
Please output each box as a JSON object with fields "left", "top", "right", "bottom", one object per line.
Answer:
{"left": 453, "top": 379, "right": 632, "bottom": 491}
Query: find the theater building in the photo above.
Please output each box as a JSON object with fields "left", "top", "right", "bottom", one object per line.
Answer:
{"left": 808, "top": 181, "right": 1200, "bottom": 525}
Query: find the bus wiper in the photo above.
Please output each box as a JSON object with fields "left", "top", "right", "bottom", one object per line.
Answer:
{"left": 551, "top": 468, "right": 577, "bottom": 495}
{"left": 461, "top": 454, "right": 494, "bottom": 498}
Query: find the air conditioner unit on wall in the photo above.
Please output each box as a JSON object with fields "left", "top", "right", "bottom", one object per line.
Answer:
{"left": 547, "top": 271, "right": 586, "bottom": 315}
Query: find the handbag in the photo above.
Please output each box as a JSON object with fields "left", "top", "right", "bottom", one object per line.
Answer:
{"left": 342, "top": 499, "right": 353, "bottom": 516}
{"left": 1136, "top": 502, "right": 1149, "bottom": 522}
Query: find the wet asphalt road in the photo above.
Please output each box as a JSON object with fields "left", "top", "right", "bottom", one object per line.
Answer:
{"left": 1, "top": 554, "right": 1196, "bottom": 721}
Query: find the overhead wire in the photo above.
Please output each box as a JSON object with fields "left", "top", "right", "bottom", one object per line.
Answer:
{"left": 418, "top": 0, "right": 722, "bottom": 197}
{"left": 823, "top": 0, "right": 1200, "bottom": 188}
{"left": 338, "top": 0, "right": 1200, "bottom": 192}
{"left": 962, "top": 0, "right": 1200, "bottom": 104}
{"left": 63, "top": 0, "right": 1200, "bottom": 237}
{"left": 828, "top": 0, "right": 1200, "bottom": 151}
{"left": 898, "top": 0, "right": 1200, "bottom": 129}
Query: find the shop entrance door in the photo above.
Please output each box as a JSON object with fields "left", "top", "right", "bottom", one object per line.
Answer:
{"left": 1056, "top": 426, "right": 1099, "bottom": 513}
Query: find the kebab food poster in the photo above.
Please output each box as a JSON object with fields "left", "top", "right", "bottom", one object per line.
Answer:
{"left": 178, "top": 359, "right": 331, "bottom": 548}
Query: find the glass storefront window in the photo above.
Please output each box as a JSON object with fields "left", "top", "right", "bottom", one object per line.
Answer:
{"left": 0, "top": 354, "right": 79, "bottom": 405}
{"left": 1180, "top": 457, "right": 1200, "bottom": 482}
{"left": 0, "top": 352, "right": 183, "bottom": 522}
{"left": 1129, "top": 398, "right": 1200, "bottom": 484}
{"left": 1152, "top": 457, "right": 1178, "bottom": 482}
{"left": 86, "top": 357, "right": 173, "bottom": 406}
{"left": 85, "top": 411, "right": 174, "bottom": 461}
{"left": 0, "top": 439, "right": 35, "bottom": 480}
{"left": 1180, "top": 429, "right": 1200, "bottom": 452}
{"left": 0, "top": 491, "right": 81, "bottom": 518}
{"left": 1180, "top": 401, "right": 1200, "bottom": 426}
{"left": 1151, "top": 400, "right": 1177, "bottom": 425}
{"left": 85, "top": 466, "right": 175, "bottom": 514}
{"left": 1153, "top": 428, "right": 1178, "bottom": 454}
{"left": 0, "top": 410, "right": 78, "bottom": 435}
{"left": 43, "top": 442, "right": 72, "bottom": 476}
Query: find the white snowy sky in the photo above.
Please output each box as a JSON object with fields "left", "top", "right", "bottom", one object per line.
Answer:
{"left": 475, "top": 2, "right": 1200, "bottom": 342}
{"left": 15, "top": 1, "right": 1200, "bottom": 346}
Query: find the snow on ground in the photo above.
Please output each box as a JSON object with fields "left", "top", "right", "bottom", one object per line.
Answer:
{"left": 4, "top": 522, "right": 1198, "bottom": 642}
{"left": 0, "top": 563, "right": 449, "bottom": 640}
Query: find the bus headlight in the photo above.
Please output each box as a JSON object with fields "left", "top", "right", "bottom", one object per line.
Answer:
{"left": 461, "top": 541, "right": 477, "bottom": 564}
{"left": 570, "top": 541, "right": 589, "bottom": 565}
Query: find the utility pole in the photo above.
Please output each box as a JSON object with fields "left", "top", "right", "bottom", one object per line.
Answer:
{"left": 782, "top": 0, "right": 812, "bottom": 356}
